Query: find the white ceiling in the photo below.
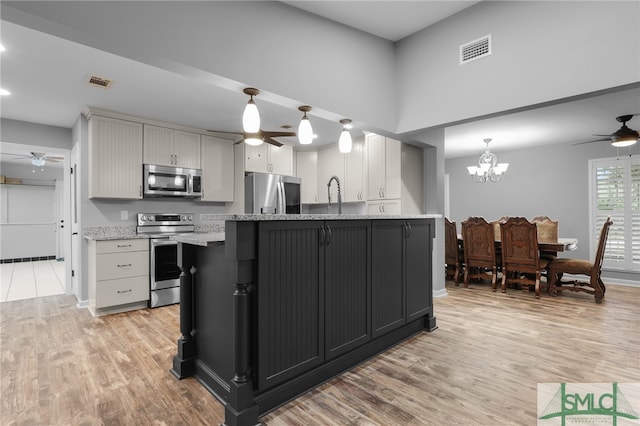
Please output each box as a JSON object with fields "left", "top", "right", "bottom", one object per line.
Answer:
{"left": 282, "top": 1, "right": 481, "bottom": 42}
{"left": 1, "top": 1, "right": 639, "bottom": 165}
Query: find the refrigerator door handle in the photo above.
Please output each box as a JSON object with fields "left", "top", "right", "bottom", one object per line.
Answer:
{"left": 277, "top": 181, "right": 286, "bottom": 214}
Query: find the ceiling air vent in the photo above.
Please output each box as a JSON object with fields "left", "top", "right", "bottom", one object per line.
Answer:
{"left": 86, "top": 75, "right": 113, "bottom": 89}
{"left": 460, "top": 35, "right": 491, "bottom": 64}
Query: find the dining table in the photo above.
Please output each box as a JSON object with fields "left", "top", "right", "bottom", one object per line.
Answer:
{"left": 457, "top": 235, "right": 578, "bottom": 253}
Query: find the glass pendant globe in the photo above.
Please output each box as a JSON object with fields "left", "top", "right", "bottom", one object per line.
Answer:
{"left": 338, "top": 129, "right": 352, "bottom": 153}
{"left": 298, "top": 117, "right": 313, "bottom": 145}
{"left": 242, "top": 100, "right": 260, "bottom": 133}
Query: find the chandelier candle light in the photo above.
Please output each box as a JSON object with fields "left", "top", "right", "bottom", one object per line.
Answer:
{"left": 467, "top": 138, "right": 509, "bottom": 183}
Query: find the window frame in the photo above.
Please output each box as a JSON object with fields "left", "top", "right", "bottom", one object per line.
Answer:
{"left": 589, "top": 154, "right": 640, "bottom": 272}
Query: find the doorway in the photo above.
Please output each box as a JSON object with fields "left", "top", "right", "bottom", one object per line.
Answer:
{"left": 0, "top": 141, "right": 72, "bottom": 300}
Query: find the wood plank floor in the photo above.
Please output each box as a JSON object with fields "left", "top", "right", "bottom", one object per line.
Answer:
{"left": 1, "top": 280, "right": 639, "bottom": 425}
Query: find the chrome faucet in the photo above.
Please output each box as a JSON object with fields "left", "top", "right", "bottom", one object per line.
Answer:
{"left": 327, "top": 175, "right": 342, "bottom": 214}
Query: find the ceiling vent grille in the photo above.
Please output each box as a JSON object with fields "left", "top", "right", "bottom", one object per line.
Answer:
{"left": 460, "top": 35, "right": 491, "bottom": 64}
{"left": 86, "top": 75, "right": 113, "bottom": 89}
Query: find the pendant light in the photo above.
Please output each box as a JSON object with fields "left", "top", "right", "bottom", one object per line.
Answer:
{"left": 242, "top": 88, "right": 261, "bottom": 133}
{"left": 338, "top": 119, "right": 353, "bottom": 153}
{"left": 297, "top": 106, "right": 314, "bottom": 145}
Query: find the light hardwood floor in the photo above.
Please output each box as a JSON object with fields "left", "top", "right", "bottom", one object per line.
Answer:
{"left": 1, "top": 280, "right": 639, "bottom": 425}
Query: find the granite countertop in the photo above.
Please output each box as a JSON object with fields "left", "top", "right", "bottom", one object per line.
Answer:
{"left": 84, "top": 214, "right": 441, "bottom": 241}
{"left": 200, "top": 213, "right": 441, "bottom": 221}
{"left": 83, "top": 223, "right": 225, "bottom": 241}
{"left": 170, "top": 232, "right": 225, "bottom": 247}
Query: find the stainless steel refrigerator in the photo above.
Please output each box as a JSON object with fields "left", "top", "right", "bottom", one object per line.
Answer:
{"left": 245, "top": 172, "right": 302, "bottom": 214}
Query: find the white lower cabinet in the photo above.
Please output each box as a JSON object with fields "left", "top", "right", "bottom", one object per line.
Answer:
{"left": 88, "top": 239, "right": 149, "bottom": 316}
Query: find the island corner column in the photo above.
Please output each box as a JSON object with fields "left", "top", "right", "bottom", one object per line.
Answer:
{"left": 171, "top": 242, "right": 196, "bottom": 379}
{"left": 224, "top": 220, "right": 261, "bottom": 426}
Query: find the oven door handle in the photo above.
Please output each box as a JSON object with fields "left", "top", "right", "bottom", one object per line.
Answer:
{"left": 150, "top": 238, "right": 179, "bottom": 246}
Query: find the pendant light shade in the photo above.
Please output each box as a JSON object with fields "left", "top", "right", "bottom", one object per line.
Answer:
{"left": 297, "top": 106, "right": 313, "bottom": 145}
{"left": 242, "top": 88, "right": 261, "bottom": 133}
{"left": 338, "top": 119, "right": 352, "bottom": 153}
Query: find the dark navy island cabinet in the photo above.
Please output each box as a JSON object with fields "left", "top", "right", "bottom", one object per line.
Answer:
{"left": 172, "top": 217, "right": 436, "bottom": 426}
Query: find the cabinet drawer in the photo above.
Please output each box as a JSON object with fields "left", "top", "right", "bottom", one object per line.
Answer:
{"left": 96, "top": 251, "right": 149, "bottom": 280}
{"left": 95, "top": 276, "right": 149, "bottom": 308}
{"left": 97, "top": 239, "right": 148, "bottom": 254}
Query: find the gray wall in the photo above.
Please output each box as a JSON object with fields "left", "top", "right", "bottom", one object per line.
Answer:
{"left": 1, "top": 118, "right": 72, "bottom": 149}
{"left": 445, "top": 141, "right": 640, "bottom": 282}
{"left": 395, "top": 1, "right": 640, "bottom": 133}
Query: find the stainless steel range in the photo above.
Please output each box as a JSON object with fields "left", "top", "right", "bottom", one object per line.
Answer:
{"left": 137, "top": 213, "right": 195, "bottom": 308}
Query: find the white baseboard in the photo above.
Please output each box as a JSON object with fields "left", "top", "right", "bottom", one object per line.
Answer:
{"left": 433, "top": 288, "right": 449, "bottom": 298}
{"left": 76, "top": 299, "right": 89, "bottom": 309}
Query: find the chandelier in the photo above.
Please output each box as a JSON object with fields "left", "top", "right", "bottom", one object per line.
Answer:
{"left": 467, "top": 138, "right": 509, "bottom": 183}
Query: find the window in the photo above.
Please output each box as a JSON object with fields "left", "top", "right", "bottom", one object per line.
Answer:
{"left": 590, "top": 155, "right": 640, "bottom": 271}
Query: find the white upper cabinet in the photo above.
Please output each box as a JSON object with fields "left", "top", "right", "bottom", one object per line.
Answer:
{"left": 200, "top": 135, "right": 234, "bottom": 202}
{"left": 344, "top": 140, "right": 365, "bottom": 202}
{"left": 296, "top": 151, "right": 319, "bottom": 204}
{"left": 365, "top": 133, "right": 423, "bottom": 215}
{"left": 317, "top": 147, "right": 345, "bottom": 204}
{"left": 366, "top": 134, "right": 401, "bottom": 200}
{"left": 89, "top": 115, "right": 143, "bottom": 199}
{"left": 143, "top": 124, "right": 201, "bottom": 169}
{"left": 245, "top": 143, "right": 293, "bottom": 176}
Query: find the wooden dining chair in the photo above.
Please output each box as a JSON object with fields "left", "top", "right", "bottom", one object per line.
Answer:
{"left": 532, "top": 216, "right": 559, "bottom": 261}
{"left": 461, "top": 217, "right": 498, "bottom": 290}
{"left": 547, "top": 217, "right": 612, "bottom": 304}
{"left": 445, "top": 218, "right": 464, "bottom": 284}
{"left": 499, "top": 217, "right": 550, "bottom": 298}
{"left": 491, "top": 216, "right": 509, "bottom": 271}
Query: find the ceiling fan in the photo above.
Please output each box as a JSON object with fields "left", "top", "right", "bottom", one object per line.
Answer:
{"left": 206, "top": 129, "right": 296, "bottom": 147}
{"left": 4, "top": 151, "right": 64, "bottom": 166}
{"left": 573, "top": 114, "right": 639, "bottom": 147}
{"left": 207, "top": 87, "right": 296, "bottom": 147}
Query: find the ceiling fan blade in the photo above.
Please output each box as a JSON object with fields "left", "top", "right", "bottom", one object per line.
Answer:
{"left": 206, "top": 129, "right": 244, "bottom": 135}
{"left": 572, "top": 138, "right": 611, "bottom": 146}
{"left": 3, "top": 153, "right": 32, "bottom": 159}
{"left": 593, "top": 134, "right": 614, "bottom": 137}
{"left": 264, "top": 138, "right": 284, "bottom": 147}
{"left": 262, "top": 131, "right": 296, "bottom": 138}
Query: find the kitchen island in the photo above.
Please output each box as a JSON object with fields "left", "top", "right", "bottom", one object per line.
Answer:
{"left": 171, "top": 214, "right": 437, "bottom": 426}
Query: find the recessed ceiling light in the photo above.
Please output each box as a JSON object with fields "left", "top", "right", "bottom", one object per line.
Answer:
{"left": 0, "top": 43, "right": 5, "bottom": 52}
{"left": 0, "top": 88, "right": 10, "bottom": 96}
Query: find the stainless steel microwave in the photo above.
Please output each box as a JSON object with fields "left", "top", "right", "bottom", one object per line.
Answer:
{"left": 143, "top": 164, "right": 202, "bottom": 198}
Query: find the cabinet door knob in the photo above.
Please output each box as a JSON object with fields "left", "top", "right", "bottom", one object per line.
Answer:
{"left": 319, "top": 226, "right": 326, "bottom": 246}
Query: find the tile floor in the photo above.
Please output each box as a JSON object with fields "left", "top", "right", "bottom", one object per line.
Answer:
{"left": 0, "top": 259, "right": 65, "bottom": 302}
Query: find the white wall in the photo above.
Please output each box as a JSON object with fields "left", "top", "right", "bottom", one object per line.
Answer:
{"left": 1, "top": 1, "right": 398, "bottom": 133}
{"left": 445, "top": 140, "right": 640, "bottom": 282}
{"left": 0, "top": 155, "right": 65, "bottom": 260}
{"left": 395, "top": 1, "right": 640, "bottom": 133}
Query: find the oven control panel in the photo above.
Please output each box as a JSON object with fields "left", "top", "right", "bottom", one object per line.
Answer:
{"left": 137, "top": 213, "right": 195, "bottom": 226}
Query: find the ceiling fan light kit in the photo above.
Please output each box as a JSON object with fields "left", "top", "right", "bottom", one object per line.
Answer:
{"left": 297, "top": 105, "right": 314, "bottom": 145}
{"left": 338, "top": 119, "right": 353, "bottom": 153}
{"left": 467, "top": 138, "right": 509, "bottom": 183}
{"left": 242, "top": 87, "right": 261, "bottom": 133}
